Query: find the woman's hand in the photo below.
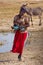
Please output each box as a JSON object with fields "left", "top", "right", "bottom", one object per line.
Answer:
{"left": 11, "top": 26, "right": 14, "bottom": 29}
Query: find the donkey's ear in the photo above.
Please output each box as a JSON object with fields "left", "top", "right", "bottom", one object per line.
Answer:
{"left": 24, "top": 3, "right": 28, "bottom": 6}
{"left": 22, "top": 3, "right": 28, "bottom": 7}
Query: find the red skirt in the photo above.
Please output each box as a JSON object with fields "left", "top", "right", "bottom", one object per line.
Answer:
{"left": 11, "top": 30, "right": 27, "bottom": 55}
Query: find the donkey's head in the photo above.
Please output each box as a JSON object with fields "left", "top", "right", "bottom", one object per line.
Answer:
{"left": 19, "top": 4, "right": 32, "bottom": 16}
{"left": 19, "top": 3, "right": 28, "bottom": 16}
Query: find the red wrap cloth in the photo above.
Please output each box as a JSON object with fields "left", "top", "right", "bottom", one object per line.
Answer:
{"left": 11, "top": 30, "right": 27, "bottom": 55}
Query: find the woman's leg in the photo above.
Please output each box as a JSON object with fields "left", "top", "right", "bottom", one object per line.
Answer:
{"left": 18, "top": 32, "right": 27, "bottom": 60}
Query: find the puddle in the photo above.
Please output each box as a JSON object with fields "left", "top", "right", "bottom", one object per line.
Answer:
{"left": 0, "top": 32, "right": 15, "bottom": 53}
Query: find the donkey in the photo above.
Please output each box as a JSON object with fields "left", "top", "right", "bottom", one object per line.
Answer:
{"left": 19, "top": 4, "right": 43, "bottom": 26}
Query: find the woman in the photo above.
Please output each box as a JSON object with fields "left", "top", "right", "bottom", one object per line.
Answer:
{"left": 11, "top": 14, "right": 30, "bottom": 61}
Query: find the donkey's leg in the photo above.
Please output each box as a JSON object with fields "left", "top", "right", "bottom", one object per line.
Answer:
{"left": 30, "top": 15, "right": 33, "bottom": 26}
{"left": 39, "top": 15, "right": 41, "bottom": 26}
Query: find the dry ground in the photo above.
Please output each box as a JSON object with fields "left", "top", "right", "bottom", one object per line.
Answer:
{"left": 0, "top": 31, "right": 43, "bottom": 65}
{"left": 0, "top": 0, "right": 43, "bottom": 32}
{"left": 0, "top": 0, "right": 43, "bottom": 65}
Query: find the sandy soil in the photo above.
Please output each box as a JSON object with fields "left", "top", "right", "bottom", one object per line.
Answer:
{"left": 0, "top": 31, "right": 43, "bottom": 65}
{"left": 0, "top": 0, "right": 43, "bottom": 32}
{"left": 0, "top": 0, "right": 43, "bottom": 65}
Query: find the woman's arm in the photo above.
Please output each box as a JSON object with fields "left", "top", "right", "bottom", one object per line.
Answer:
{"left": 24, "top": 16, "right": 30, "bottom": 28}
